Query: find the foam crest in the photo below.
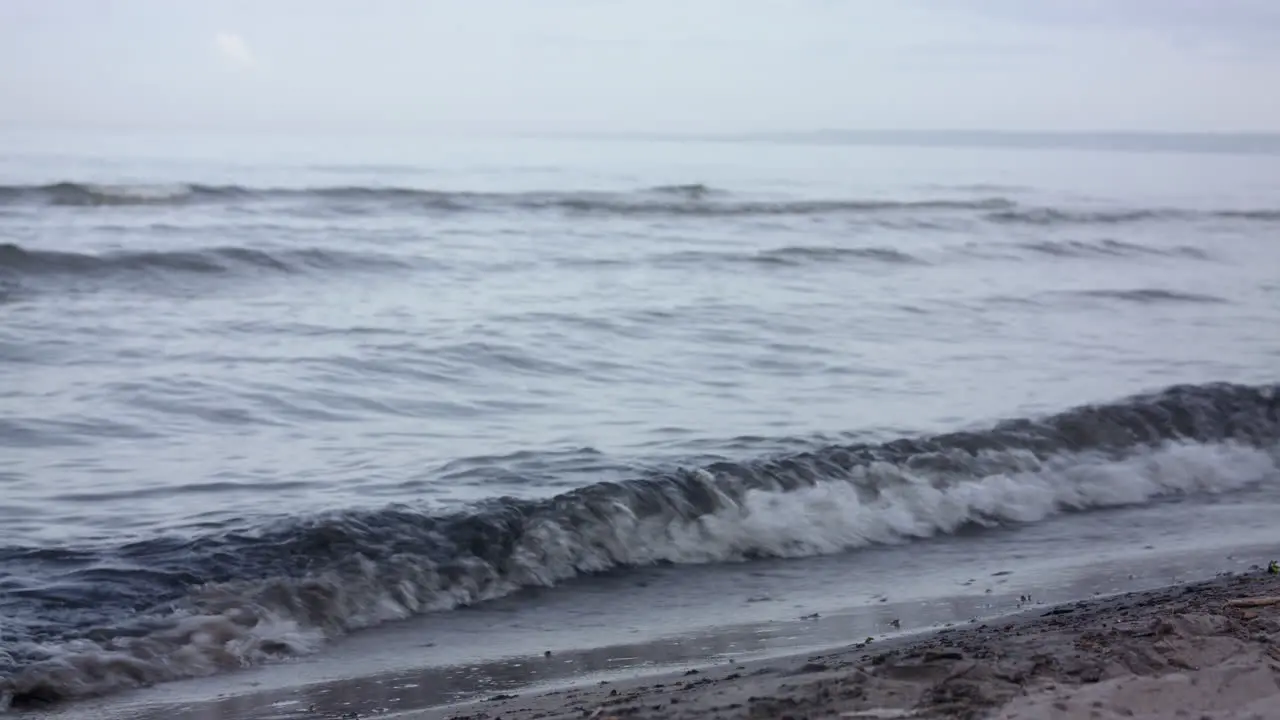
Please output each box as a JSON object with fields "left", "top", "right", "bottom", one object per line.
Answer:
{"left": 1, "top": 382, "right": 1277, "bottom": 707}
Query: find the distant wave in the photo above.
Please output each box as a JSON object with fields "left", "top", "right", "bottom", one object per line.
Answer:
{"left": 0, "top": 182, "right": 245, "bottom": 207}
{"left": 0, "top": 243, "right": 407, "bottom": 280}
{"left": 0, "top": 181, "right": 1010, "bottom": 215}
{"left": 1217, "top": 209, "right": 1280, "bottom": 221}
{"left": 0, "top": 381, "right": 1276, "bottom": 707}
{"left": 1, "top": 182, "right": 1276, "bottom": 225}
{"left": 987, "top": 206, "right": 1280, "bottom": 226}
{"left": 534, "top": 195, "right": 1013, "bottom": 217}
{"left": 1009, "top": 239, "right": 1211, "bottom": 260}
{"left": 989, "top": 208, "right": 1175, "bottom": 225}
{"left": 994, "top": 287, "right": 1234, "bottom": 309}
{"left": 652, "top": 245, "right": 926, "bottom": 269}
{"left": 1063, "top": 288, "right": 1231, "bottom": 305}
{"left": 646, "top": 183, "right": 717, "bottom": 199}
{"left": 758, "top": 245, "right": 924, "bottom": 266}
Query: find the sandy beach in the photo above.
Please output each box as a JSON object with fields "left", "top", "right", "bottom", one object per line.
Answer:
{"left": 409, "top": 569, "right": 1280, "bottom": 720}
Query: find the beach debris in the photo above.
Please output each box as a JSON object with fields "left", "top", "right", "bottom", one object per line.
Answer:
{"left": 800, "top": 612, "right": 821, "bottom": 620}
{"left": 1225, "top": 596, "right": 1280, "bottom": 608}
{"left": 1268, "top": 560, "right": 1278, "bottom": 574}
{"left": 839, "top": 709, "right": 918, "bottom": 718}
{"left": 889, "top": 618, "right": 901, "bottom": 628}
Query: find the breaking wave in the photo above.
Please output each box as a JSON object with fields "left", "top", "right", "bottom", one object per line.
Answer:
{"left": 0, "top": 182, "right": 236, "bottom": 206}
{"left": 0, "top": 381, "right": 1277, "bottom": 707}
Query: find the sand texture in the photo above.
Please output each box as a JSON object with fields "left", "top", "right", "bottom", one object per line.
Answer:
{"left": 420, "top": 572, "right": 1280, "bottom": 720}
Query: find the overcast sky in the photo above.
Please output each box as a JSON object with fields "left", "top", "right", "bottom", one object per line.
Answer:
{"left": 1, "top": 0, "right": 1277, "bottom": 135}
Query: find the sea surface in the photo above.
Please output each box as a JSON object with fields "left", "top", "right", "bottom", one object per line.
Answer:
{"left": 1, "top": 130, "right": 1279, "bottom": 711}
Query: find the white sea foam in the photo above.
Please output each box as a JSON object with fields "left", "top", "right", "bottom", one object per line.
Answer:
{"left": 4, "top": 439, "right": 1273, "bottom": 708}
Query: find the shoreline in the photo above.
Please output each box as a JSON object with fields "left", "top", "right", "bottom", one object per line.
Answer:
{"left": 23, "top": 557, "right": 1279, "bottom": 720}
{"left": 416, "top": 569, "right": 1280, "bottom": 720}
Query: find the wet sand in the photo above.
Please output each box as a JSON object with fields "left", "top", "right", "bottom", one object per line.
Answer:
{"left": 17, "top": 562, "right": 1280, "bottom": 719}
{"left": 415, "top": 570, "right": 1280, "bottom": 720}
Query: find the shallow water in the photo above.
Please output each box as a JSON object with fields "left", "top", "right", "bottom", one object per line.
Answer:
{"left": 1, "top": 131, "right": 1278, "bottom": 706}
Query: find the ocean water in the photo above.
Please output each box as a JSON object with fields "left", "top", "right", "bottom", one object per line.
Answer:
{"left": 1, "top": 131, "right": 1279, "bottom": 709}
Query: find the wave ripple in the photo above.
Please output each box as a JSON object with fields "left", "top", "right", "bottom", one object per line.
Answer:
{"left": 0, "top": 243, "right": 407, "bottom": 281}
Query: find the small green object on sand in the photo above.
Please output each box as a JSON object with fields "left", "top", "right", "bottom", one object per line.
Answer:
{"left": 1268, "top": 560, "right": 1278, "bottom": 575}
